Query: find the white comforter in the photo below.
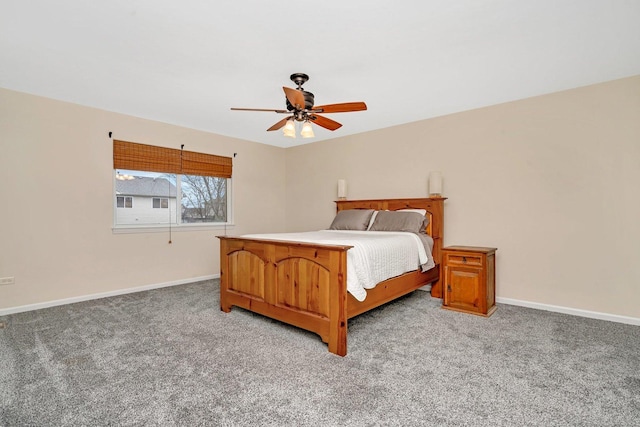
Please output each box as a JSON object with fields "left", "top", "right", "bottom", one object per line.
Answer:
{"left": 242, "top": 230, "right": 432, "bottom": 302}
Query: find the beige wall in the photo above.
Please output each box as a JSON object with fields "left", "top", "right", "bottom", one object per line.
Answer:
{"left": 0, "top": 88, "right": 286, "bottom": 310}
{"left": 285, "top": 75, "right": 640, "bottom": 318}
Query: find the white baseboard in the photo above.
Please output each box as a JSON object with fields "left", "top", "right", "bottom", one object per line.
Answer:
{"left": 419, "top": 287, "right": 639, "bottom": 326}
{"left": 496, "top": 296, "right": 640, "bottom": 326}
{"left": 0, "top": 274, "right": 219, "bottom": 316}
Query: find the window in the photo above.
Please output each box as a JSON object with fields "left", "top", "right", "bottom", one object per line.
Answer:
{"left": 153, "top": 198, "right": 169, "bottom": 209}
{"left": 117, "top": 196, "right": 133, "bottom": 208}
{"left": 113, "top": 140, "right": 232, "bottom": 228}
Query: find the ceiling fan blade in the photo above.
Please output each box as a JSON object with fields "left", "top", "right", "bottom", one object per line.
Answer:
{"left": 309, "top": 114, "right": 342, "bottom": 131}
{"left": 266, "top": 117, "right": 291, "bottom": 131}
{"left": 283, "top": 87, "right": 305, "bottom": 109}
{"left": 311, "top": 102, "right": 367, "bottom": 113}
{"left": 231, "top": 107, "right": 289, "bottom": 113}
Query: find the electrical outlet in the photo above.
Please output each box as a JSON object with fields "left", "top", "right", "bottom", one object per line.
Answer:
{"left": 0, "top": 277, "right": 15, "bottom": 286}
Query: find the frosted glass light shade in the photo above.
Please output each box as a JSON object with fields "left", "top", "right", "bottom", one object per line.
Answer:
{"left": 301, "top": 121, "right": 314, "bottom": 138}
{"left": 337, "top": 179, "right": 347, "bottom": 199}
{"left": 283, "top": 119, "right": 296, "bottom": 138}
{"left": 429, "top": 171, "right": 443, "bottom": 196}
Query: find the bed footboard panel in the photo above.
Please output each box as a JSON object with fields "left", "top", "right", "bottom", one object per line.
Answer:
{"left": 219, "top": 237, "right": 351, "bottom": 356}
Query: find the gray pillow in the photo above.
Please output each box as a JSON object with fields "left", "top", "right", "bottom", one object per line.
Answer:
{"left": 368, "top": 210, "right": 426, "bottom": 233}
{"left": 329, "top": 209, "right": 375, "bottom": 231}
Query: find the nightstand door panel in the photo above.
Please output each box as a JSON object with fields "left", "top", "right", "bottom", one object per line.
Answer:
{"left": 444, "top": 265, "right": 485, "bottom": 313}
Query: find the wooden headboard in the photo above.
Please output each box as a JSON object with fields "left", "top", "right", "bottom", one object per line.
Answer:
{"left": 335, "top": 197, "right": 446, "bottom": 265}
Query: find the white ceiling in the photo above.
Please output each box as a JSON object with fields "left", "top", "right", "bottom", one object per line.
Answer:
{"left": 2, "top": 1, "right": 640, "bottom": 148}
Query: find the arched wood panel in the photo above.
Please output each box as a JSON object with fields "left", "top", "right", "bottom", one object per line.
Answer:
{"left": 228, "top": 250, "right": 265, "bottom": 299}
{"left": 276, "top": 258, "right": 330, "bottom": 318}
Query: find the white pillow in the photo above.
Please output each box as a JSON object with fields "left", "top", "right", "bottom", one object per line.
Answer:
{"left": 397, "top": 208, "right": 427, "bottom": 216}
{"left": 366, "top": 211, "right": 379, "bottom": 230}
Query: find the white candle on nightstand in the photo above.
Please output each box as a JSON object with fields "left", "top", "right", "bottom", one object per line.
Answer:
{"left": 429, "top": 171, "right": 442, "bottom": 197}
{"left": 337, "top": 179, "right": 347, "bottom": 199}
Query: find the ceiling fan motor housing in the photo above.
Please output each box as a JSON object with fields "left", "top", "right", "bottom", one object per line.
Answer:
{"left": 286, "top": 91, "right": 315, "bottom": 111}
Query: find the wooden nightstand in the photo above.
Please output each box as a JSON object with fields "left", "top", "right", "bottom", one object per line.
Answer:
{"left": 442, "top": 246, "right": 497, "bottom": 317}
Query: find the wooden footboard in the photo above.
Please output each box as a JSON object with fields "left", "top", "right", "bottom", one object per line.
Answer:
{"left": 219, "top": 237, "right": 352, "bottom": 356}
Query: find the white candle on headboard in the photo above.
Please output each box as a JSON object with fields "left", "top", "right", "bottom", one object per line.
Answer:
{"left": 337, "top": 179, "right": 347, "bottom": 199}
{"left": 429, "top": 171, "right": 442, "bottom": 197}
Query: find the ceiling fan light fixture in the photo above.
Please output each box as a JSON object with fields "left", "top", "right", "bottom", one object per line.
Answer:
{"left": 301, "top": 121, "right": 314, "bottom": 138}
{"left": 283, "top": 119, "right": 296, "bottom": 138}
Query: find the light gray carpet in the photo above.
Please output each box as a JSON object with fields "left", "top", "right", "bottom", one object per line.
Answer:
{"left": 1, "top": 279, "right": 639, "bottom": 426}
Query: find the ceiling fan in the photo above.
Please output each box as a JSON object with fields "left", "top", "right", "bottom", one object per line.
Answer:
{"left": 231, "top": 73, "right": 367, "bottom": 138}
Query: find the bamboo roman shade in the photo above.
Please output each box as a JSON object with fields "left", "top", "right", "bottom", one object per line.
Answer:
{"left": 113, "top": 140, "right": 232, "bottom": 178}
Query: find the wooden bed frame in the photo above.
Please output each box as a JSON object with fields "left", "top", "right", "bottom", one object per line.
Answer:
{"left": 218, "top": 197, "right": 445, "bottom": 356}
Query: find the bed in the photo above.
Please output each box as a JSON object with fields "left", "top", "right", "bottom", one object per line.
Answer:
{"left": 218, "top": 197, "right": 445, "bottom": 356}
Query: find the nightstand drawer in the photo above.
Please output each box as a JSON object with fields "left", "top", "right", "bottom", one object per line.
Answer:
{"left": 445, "top": 253, "right": 482, "bottom": 266}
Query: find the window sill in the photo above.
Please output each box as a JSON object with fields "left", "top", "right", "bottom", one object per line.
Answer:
{"left": 112, "top": 223, "right": 235, "bottom": 234}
